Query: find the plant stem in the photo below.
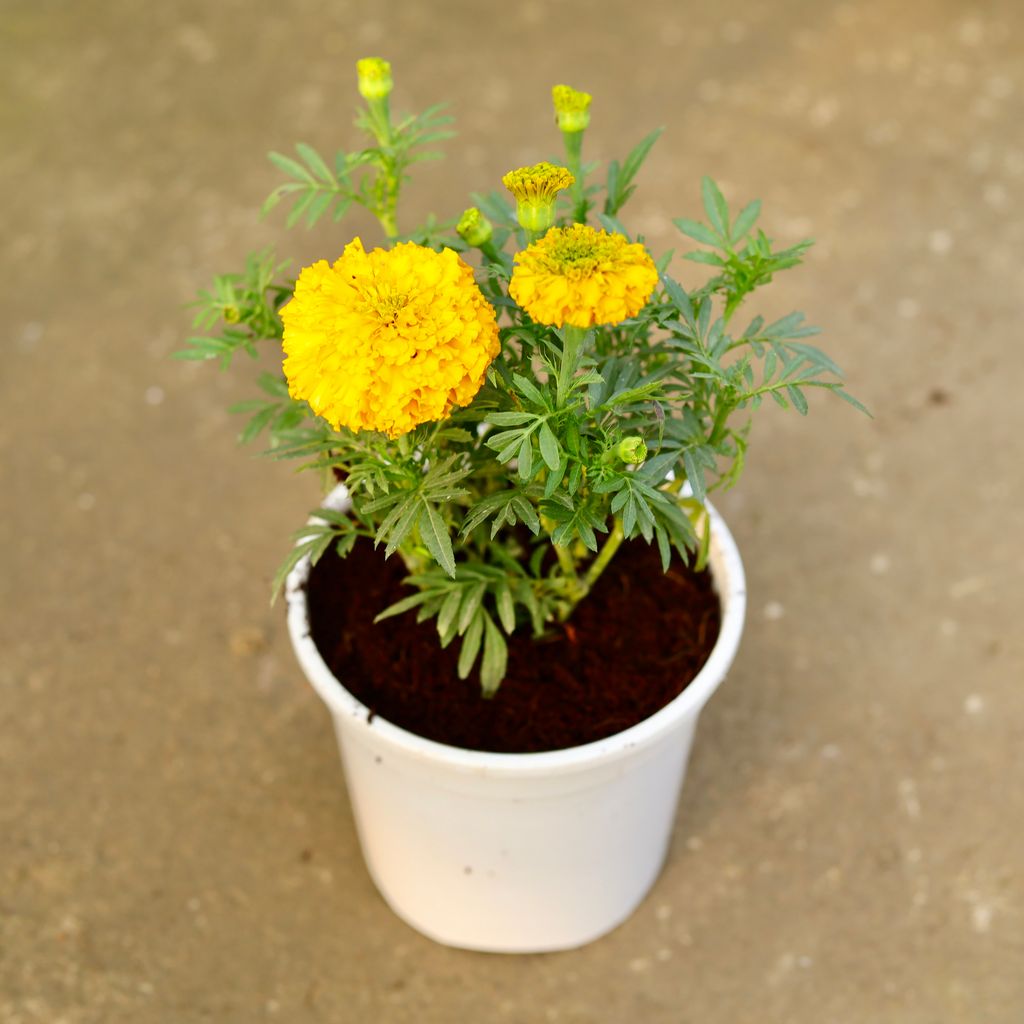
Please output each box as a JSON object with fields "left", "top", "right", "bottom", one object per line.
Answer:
{"left": 562, "top": 130, "right": 586, "bottom": 222}
{"left": 556, "top": 325, "right": 587, "bottom": 407}
{"left": 365, "top": 96, "right": 400, "bottom": 241}
{"left": 554, "top": 517, "right": 626, "bottom": 622}
{"left": 708, "top": 397, "right": 733, "bottom": 445}
{"left": 580, "top": 517, "right": 625, "bottom": 593}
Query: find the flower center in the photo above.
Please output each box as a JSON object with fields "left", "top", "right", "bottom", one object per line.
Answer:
{"left": 366, "top": 285, "right": 409, "bottom": 324}
{"left": 544, "top": 228, "right": 618, "bottom": 276}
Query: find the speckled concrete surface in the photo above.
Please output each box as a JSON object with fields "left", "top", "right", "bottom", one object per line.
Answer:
{"left": 2, "top": 1, "right": 1023, "bottom": 1021}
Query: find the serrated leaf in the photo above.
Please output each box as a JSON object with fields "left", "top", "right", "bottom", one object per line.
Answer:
{"left": 701, "top": 177, "right": 729, "bottom": 238}
{"left": 268, "top": 151, "right": 314, "bottom": 181}
{"left": 419, "top": 502, "right": 456, "bottom": 578}
{"left": 730, "top": 199, "right": 761, "bottom": 242}
{"left": 487, "top": 411, "right": 535, "bottom": 426}
{"left": 295, "top": 142, "right": 333, "bottom": 182}
{"left": 682, "top": 449, "right": 706, "bottom": 503}
{"left": 496, "top": 583, "right": 516, "bottom": 634}
{"left": 538, "top": 422, "right": 560, "bottom": 471}
{"left": 831, "top": 387, "right": 872, "bottom": 416}
{"left": 510, "top": 495, "right": 541, "bottom": 535}
{"left": 787, "top": 385, "right": 809, "bottom": 414}
{"left": 457, "top": 581, "right": 487, "bottom": 634}
{"left": 673, "top": 218, "right": 721, "bottom": 247}
{"left": 512, "top": 373, "right": 547, "bottom": 408}
{"left": 436, "top": 588, "right": 463, "bottom": 640}
{"left": 457, "top": 613, "right": 483, "bottom": 679}
{"left": 654, "top": 524, "right": 672, "bottom": 572}
{"left": 517, "top": 432, "right": 533, "bottom": 481}
{"left": 480, "top": 614, "right": 508, "bottom": 697}
{"left": 684, "top": 251, "right": 726, "bottom": 267}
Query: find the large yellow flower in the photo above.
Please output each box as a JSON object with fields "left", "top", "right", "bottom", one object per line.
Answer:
{"left": 509, "top": 224, "right": 658, "bottom": 328}
{"left": 281, "top": 239, "right": 500, "bottom": 438}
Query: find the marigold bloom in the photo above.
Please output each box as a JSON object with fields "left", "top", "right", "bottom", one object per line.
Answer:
{"left": 552, "top": 84, "right": 592, "bottom": 133}
{"left": 281, "top": 239, "right": 500, "bottom": 438}
{"left": 502, "top": 162, "right": 575, "bottom": 233}
{"left": 356, "top": 57, "right": 392, "bottom": 100}
{"left": 509, "top": 224, "right": 659, "bottom": 328}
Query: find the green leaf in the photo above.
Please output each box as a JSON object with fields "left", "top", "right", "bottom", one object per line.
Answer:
{"left": 683, "top": 251, "right": 726, "bottom": 267}
{"left": 418, "top": 502, "right": 456, "bottom": 578}
{"left": 787, "top": 385, "right": 809, "bottom": 415}
{"left": 480, "top": 614, "right": 508, "bottom": 697}
{"left": 517, "top": 432, "right": 534, "bottom": 482}
{"left": 295, "top": 142, "right": 334, "bottom": 182}
{"left": 373, "top": 589, "right": 438, "bottom": 623}
{"left": 457, "top": 613, "right": 484, "bottom": 679}
{"left": 457, "top": 581, "right": 488, "bottom": 635}
{"left": 512, "top": 373, "right": 548, "bottom": 408}
{"left": 510, "top": 495, "right": 541, "bottom": 535}
{"left": 604, "top": 128, "right": 663, "bottom": 215}
{"left": 268, "top": 150, "right": 314, "bottom": 182}
{"left": 487, "top": 411, "right": 535, "bottom": 426}
{"left": 682, "top": 449, "right": 706, "bottom": 503}
{"left": 436, "top": 588, "right": 463, "bottom": 640}
{"left": 701, "top": 176, "right": 729, "bottom": 238}
{"left": 496, "top": 583, "right": 516, "bottom": 634}
{"left": 538, "top": 422, "right": 560, "bottom": 471}
{"left": 730, "top": 199, "right": 761, "bottom": 242}
{"left": 831, "top": 387, "right": 873, "bottom": 417}
{"left": 673, "top": 218, "right": 721, "bottom": 247}
{"left": 597, "top": 212, "right": 630, "bottom": 237}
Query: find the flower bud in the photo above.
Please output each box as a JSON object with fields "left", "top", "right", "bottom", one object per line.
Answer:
{"left": 223, "top": 304, "right": 241, "bottom": 324}
{"left": 616, "top": 436, "right": 648, "bottom": 465}
{"left": 502, "top": 162, "right": 575, "bottom": 234}
{"left": 552, "top": 84, "right": 592, "bottom": 133}
{"left": 356, "top": 57, "right": 393, "bottom": 101}
{"left": 456, "top": 207, "right": 493, "bottom": 248}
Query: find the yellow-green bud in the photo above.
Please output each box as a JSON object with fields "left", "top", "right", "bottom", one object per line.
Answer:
{"left": 552, "top": 84, "right": 592, "bottom": 133}
{"left": 456, "top": 207, "right": 493, "bottom": 248}
{"left": 223, "top": 304, "right": 241, "bottom": 324}
{"left": 356, "top": 57, "right": 393, "bottom": 101}
{"left": 502, "top": 162, "right": 575, "bottom": 234}
{"left": 616, "top": 436, "right": 648, "bottom": 465}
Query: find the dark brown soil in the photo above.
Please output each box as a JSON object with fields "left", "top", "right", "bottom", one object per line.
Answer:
{"left": 305, "top": 538, "right": 720, "bottom": 754}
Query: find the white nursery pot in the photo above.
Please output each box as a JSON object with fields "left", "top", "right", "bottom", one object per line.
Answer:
{"left": 286, "top": 484, "right": 746, "bottom": 953}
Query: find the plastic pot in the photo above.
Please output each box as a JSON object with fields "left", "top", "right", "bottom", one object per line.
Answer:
{"left": 286, "top": 483, "right": 746, "bottom": 952}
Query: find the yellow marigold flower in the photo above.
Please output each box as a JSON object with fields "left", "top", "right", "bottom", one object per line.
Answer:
{"left": 356, "top": 57, "right": 392, "bottom": 100}
{"left": 502, "top": 162, "right": 575, "bottom": 233}
{"left": 552, "top": 84, "right": 592, "bottom": 133}
{"left": 280, "top": 239, "right": 500, "bottom": 438}
{"left": 509, "top": 224, "right": 659, "bottom": 328}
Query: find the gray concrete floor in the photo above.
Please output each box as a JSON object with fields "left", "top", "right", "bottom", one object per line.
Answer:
{"left": 3, "top": 0, "right": 1023, "bottom": 1020}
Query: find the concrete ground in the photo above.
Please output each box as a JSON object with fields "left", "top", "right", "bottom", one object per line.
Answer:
{"left": 2, "top": 0, "right": 1022, "bottom": 1020}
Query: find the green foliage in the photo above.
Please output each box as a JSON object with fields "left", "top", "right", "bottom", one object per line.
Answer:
{"left": 262, "top": 104, "right": 454, "bottom": 239}
{"left": 176, "top": 249, "right": 291, "bottom": 367}
{"left": 185, "top": 67, "right": 865, "bottom": 696}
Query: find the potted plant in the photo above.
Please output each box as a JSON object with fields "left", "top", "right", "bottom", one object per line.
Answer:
{"left": 180, "top": 59, "right": 863, "bottom": 952}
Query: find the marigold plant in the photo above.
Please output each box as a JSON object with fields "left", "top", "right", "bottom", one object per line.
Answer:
{"left": 180, "top": 61, "right": 865, "bottom": 695}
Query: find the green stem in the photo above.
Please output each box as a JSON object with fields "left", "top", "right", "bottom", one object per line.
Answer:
{"left": 555, "top": 517, "right": 626, "bottom": 622}
{"left": 708, "top": 398, "right": 733, "bottom": 445}
{"left": 581, "top": 518, "right": 625, "bottom": 593}
{"left": 556, "top": 325, "right": 587, "bottom": 407}
{"left": 378, "top": 204, "right": 399, "bottom": 241}
{"left": 365, "top": 96, "right": 400, "bottom": 241}
{"left": 562, "top": 130, "right": 586, "bottom": 222}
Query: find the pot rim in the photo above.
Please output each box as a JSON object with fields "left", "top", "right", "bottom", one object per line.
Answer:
{"left": 286, "top": 483, "right": 746, "bottom": 778}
